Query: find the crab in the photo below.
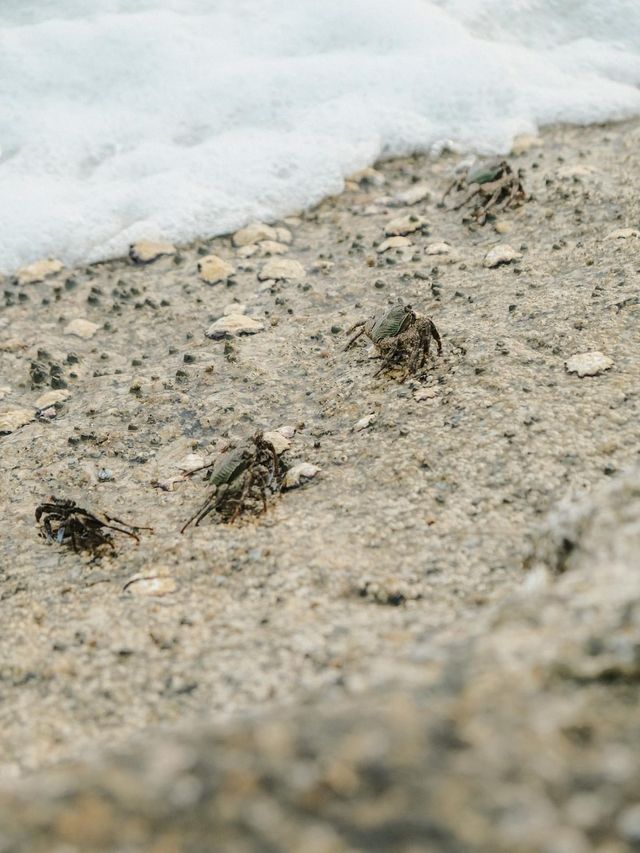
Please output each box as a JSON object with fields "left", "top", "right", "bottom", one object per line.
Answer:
{"left": 344, "top": 300, "right": 442, "bottom": 380}
{"left": 35, "top": 496, "right": 151, "bottom": 553}
{"left": 181, "top": 431, "right": 283, "bottom": 532}
{"left": 442, "top": 158, "right": 527, "bottom": 224}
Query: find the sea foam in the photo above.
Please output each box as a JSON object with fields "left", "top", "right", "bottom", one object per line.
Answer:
{"left": 2, "top": 0, "right": 640, "bottom": 273}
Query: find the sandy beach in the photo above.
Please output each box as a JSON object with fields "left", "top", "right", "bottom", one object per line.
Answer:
{"left": 0, "top": 117, "right": 639, "bottom": 850}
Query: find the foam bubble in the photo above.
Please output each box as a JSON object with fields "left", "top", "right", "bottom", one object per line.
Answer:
{"left": 1, "top": 0, "right": 640, "bottom": 272}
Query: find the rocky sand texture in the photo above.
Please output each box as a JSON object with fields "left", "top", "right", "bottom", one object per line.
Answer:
{"left": 0, "top": 119, "right": 639, "bottom": 849}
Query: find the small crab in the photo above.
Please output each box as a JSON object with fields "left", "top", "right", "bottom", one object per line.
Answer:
{"left": 35, "top": 496, "right": 151, "bottom": 553}
{"left": 344, "top": 300, "right": 442, "bottom": 381}
{"left": 442, "top": 158, "right": 527, "bottom": 224}
{"left": 181, "top": 431, "right": 283, "bottom": 532}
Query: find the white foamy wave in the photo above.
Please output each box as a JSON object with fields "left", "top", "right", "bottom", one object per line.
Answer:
{"left": 1, "top": 0, "right": 640, "bottom": 272}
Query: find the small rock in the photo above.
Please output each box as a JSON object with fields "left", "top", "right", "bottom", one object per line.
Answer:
{"left": 494, "top": 221, "right": 512, "bottom": 235}
{"left": 123, "top": 573, "right": 177, "bottom": 597}
{"left": 283, "top": 462, "right": 321, "bottom": 490}
{"left": 354, "top": 413, "right": 377, "bottom": 431}
{"left": 97, "top": 468, "right": 114, "bottom": 482}
{"left": 484, "top": 244, "right": 522, "bottom": 268}
{"left": 197, "top": 254, "right": 234, "bottom": 284}
{"left": 205, "top": 315, "right": 264, "bottom": 339}
{"left": 385, "top": 214, "right": 427, "bottom": 236}
{"left": 425, "top": 241, "right": 451, "bottom": 256}
{"left": 177, "top": 453, "right": 205, "bottom": 473}
{"left": 393, "top": 182, "right": 431, "bottom": 206}
{"left": 236, "top": 244, "right": 259, "bottom": 258}
{"left": 257, "top": 241, "right": 288, "bottom": 256}
{"left": 263, "top": 430, "right": 291, "bottom": 455}
{"left": 277, "top": 425, "right": 296, "bottom": 439}
{"left": 258, "top": 259, "right": 305, "bottom": 281}
{"left": 275, "top": 227, "right": 292, "bottom": 244}
{"left": 557, "top": 164, "right": 596, "bottom": 179}
{"left": 511, "top": 134, "right": 543, "bottom": 155}
{"left": 64, "top": 318, "right": 99, "bottom": 339}
{"left": 232, "top": 222, "right": 278, "bottom": 247}
{"left": 283, "top": 216, "right": 301, "bottom": 228}
{"left": 0, "top": 408, "right": 34, "bottom": 434}
{"left": 605, "top": 227, "right": 639, "bottom": 240}
{"left": 129, "top": 240, "right": 176, "bottom": 264}
{"left": 413, "top": 387, "right": 438, "bottom": 402}
{"left": 377, "top": 236, "right": 412, "bottom": 254}
{"left": 0, "top": 386, "right": 9, "bottom": 401}
{"left": 223, "top": 303, "right": 246, "bottom": 316}
{"left": 565, "top": 351, "right": 613, "bottom": 378}
{"left": 35, "top": 389, "right": 71, "bottom": 409}
{"left": 16, "top": 258, "right": 64, "bottom": 285}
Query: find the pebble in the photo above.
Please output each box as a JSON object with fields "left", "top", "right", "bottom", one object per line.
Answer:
{"left": 377, "top": 236, "right": 412, "bottom": 254}
{"left": 413, "top": 387, "right": 438, "bottom": 402}
{"left": 283, "top": 216, "right": 301, "bottom": 228}
{"left": 283, "top": 462, "right": 321, "bottom": 490}
{"left": 258, "top": 259, "right": 305, "bottom": 281}
{"left": 354, "top": 413, "right": 377, "bottom": 431}
{"left": 232, "top": 222, "right": 277, "bottom": 247}
{"left": 565, "top": 351, "right": 614, "bottom": 378}
{"left": 0, "top": 408, "right": 34, "bottom": 434}
{"left": 425, "top": 241, "right": 451, "bottom": 256}
{"left": 129, "top": 240, "right": 176, "bottom": 264}
{"left": 0, "top": 387, "right": 9, "bottom": 401}
{"left": 197, "top": 254, "right": 234, "bottom": 284}
{"left": 277, "top": 425, "right": 296, "bottom": 439}
{"left": 605, "top": 228, "right": 639, "bottom": 240}
{"left": 511, "top": 134, "right": 543, "bottom": 155}
{"left": 177, "top": 453, "right": 206, "bottom": 473}
{"left": 123, "top": 573, "right": 177, "bottom": 597}
{"left": 35, "top": 389, "right": 71, "bottom": 409}
{"left": 483, "top": 244, "right": 522, "bottom": 268}
{"left": 205, "top": 315, "right": 265, "bottom": 339}
{"left": 16, "top": 258, "right": 64, "bottom": 285}
{"left": 494, "top": 221, "right": 512, "bottom": 235}
{"left": 257, "top": 241, "right": 288, "bottom": 256}
{"left": 263, "top": 430, "right": 291, "bottom": 455}
{"left": 392, "top": 182, "right": 432, "bottom": 206}
{"left": 385, "top": 214, "right": 427, "bottom": 237}
{"left": 64, "top": 318, "right": 99, "bottom": 339}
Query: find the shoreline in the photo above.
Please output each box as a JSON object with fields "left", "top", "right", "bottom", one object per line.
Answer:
{"left": 1, "top": 116, "right": 639, "bottom": 846}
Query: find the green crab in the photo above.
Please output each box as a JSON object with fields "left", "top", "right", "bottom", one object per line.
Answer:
{"left": 181, "top": 432, "right": 282, "bottom": 532}
{"left": 344, "top": 300, "right": 442, "bottom": 380}
{"left": 442, "top": 158, "right": 527, "bottom": 224}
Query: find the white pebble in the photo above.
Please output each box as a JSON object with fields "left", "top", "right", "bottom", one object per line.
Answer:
{"left": 483, "top": 244, "right": 522, "bottom": 268}
{"left": 425, "top": 241, "right": 451, "bottom": 256}
{"left": 605, "top": 228, "right": 639, "bottom": 240}
{"left": 393, "top": 182, "right": 431, "bottom": 206}
{"left": 283, "top": 462, "right": 321, "bottom": 490}
{"left": 0, "top": 408, "right": 34, "bottom": 434}
{"left": 263, "top": 430, "right": 291, "bottom": 455}
{"left": 16, "top": 258, "right": 64, "bottom": 285}
{"left": 129, "top": 240, "right": 175, "bottom": 264}
{"left": 258, "top": 258, "right": 305, "bottom": 281}
{"left": 197, "top": 254, "right": 234, "bottom": 283}
{"left": 123, "top": 573, "right": 177, "bottom": 597}
{"left": 565, "top": 351, "right": 613, "bottom": 377}
{"left": 64, "top": 318, "right": 99, "bottom": 339}
{"left": 384, "top": 214, "right": 427, "bottom": 236}
{"left": 232, "top": 222, "right": 277, "bottom": 247}
{"left": 354, "top": 413, "right": 377, "bottom": 431}
{"left": 377, "top": 236, "right": 412, "bottom": 254}
{"left": 205, "top": 315, "right": 264, "bottom": 339}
